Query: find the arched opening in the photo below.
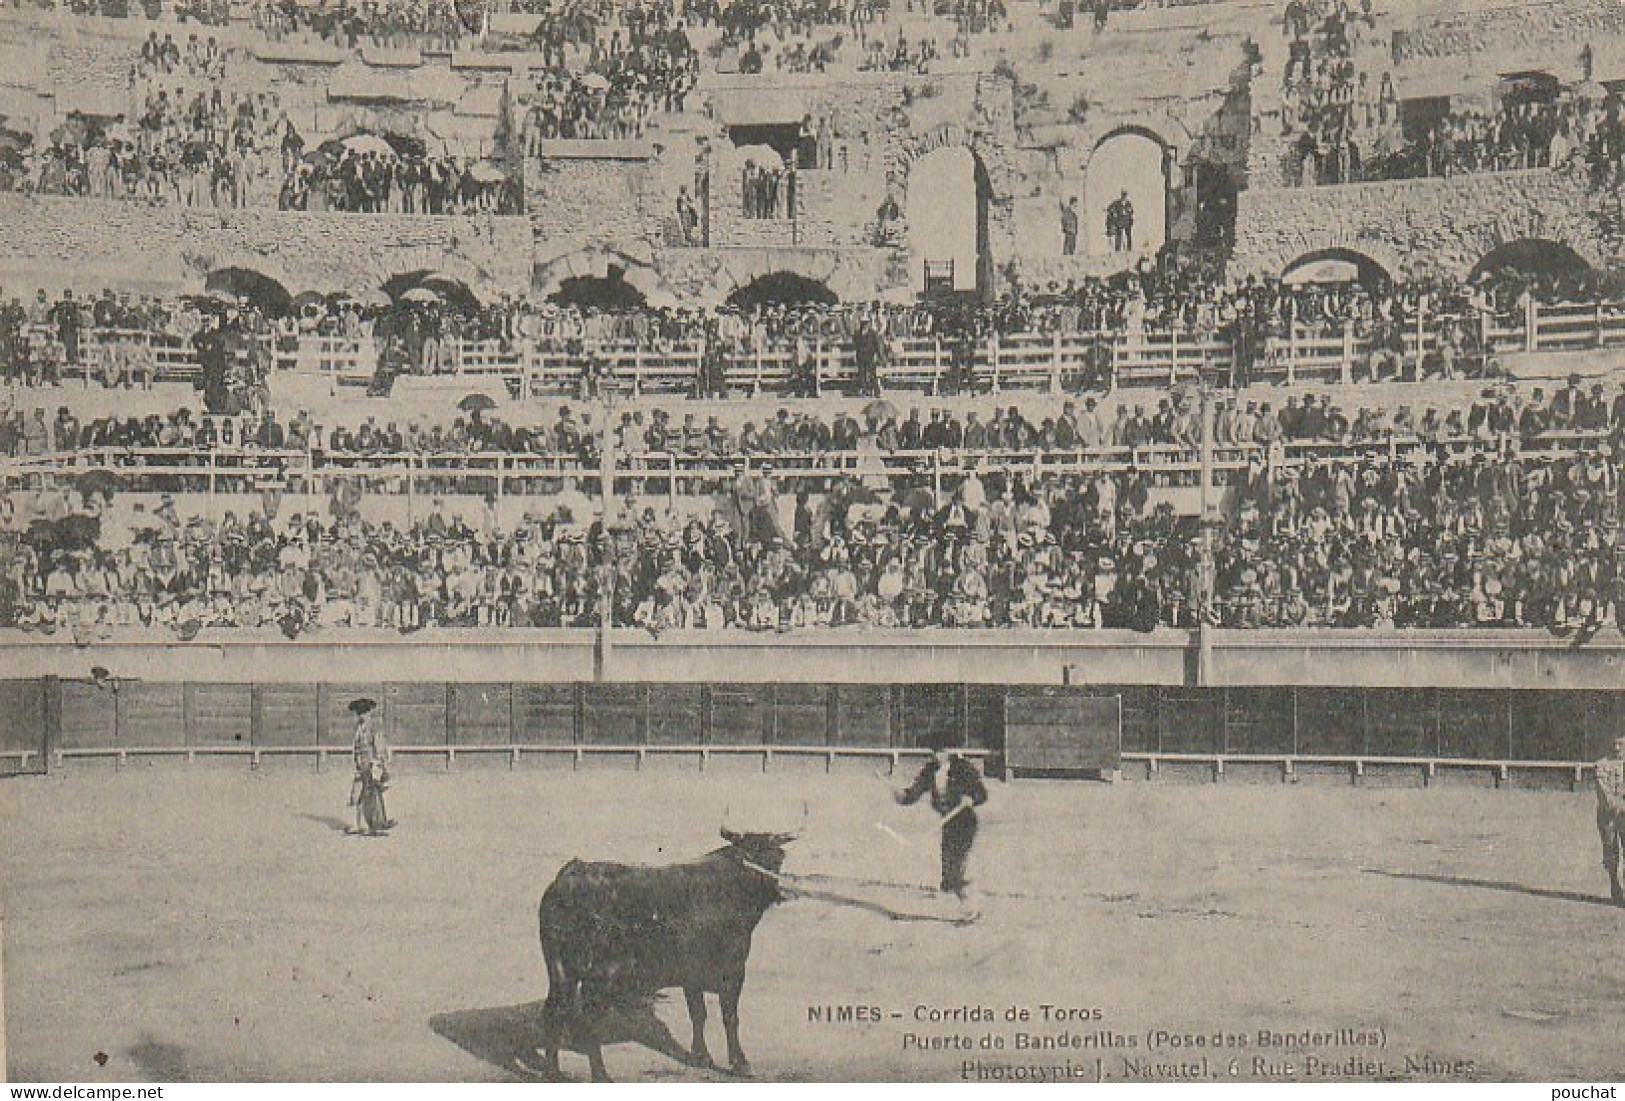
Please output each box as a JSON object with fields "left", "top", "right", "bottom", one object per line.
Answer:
{"left": 1469, "top": 239, "right": 1592, "bottom": 283}
{"left": 906, "top": 146, "right": 991, "bottom": 299}
{"left": 381, "top": 271, "right": 481, "bottom": 314}
{"left": 316, "top": 130, "right": 428, "bottom": 161}
{"left": 1499, "top": 72, "right": 1561, "bottom": 110}
{"left": 1188, "top": 160, "right": 1237, "bottom": 249}
{"left": 204, "top": 268, "right": 294, "bottom": 317}
{"left": 1085, "top": 129, "right": 1169, "bottom": 263}
{"left": 549, "top": 268, "right": 649, "bottom": 311}
{"left": 1281, "top": 248, "right": 1393, "bottom": 289}
{"left": 725, "top": 272, "right": 838, "bottom": 310}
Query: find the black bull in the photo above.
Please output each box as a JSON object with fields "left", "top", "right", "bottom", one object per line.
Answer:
{"left": 537, "top": 829, "right": 795, "bottom": 1081}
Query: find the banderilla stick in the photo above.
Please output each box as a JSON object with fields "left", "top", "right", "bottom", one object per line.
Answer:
{"left": 875, "top": 820, "right": 915, "bottom": 848}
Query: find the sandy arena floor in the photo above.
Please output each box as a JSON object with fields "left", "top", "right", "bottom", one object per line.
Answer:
{"left": 3, "top": 764, "right": 1622, "bottom": 1083}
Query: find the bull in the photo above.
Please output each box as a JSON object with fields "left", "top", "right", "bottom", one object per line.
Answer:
{"left": 536, "top": 827, "right": 795, "bottom": 1081}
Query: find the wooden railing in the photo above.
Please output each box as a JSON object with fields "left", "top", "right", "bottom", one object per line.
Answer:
{"left": 4, "top": 429, "right": 1613, "bottom": 507}
{"left": 12, "top": 297, "right": 1625, "bottom": 398}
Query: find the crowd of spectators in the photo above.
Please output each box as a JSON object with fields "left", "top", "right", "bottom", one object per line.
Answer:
{"left": 136, "top": 28, "right": 227, "bottom": 79}
{"left": 8, "top": 66, "right": 284, "bottom": 207}
{"left": 9, "top": 0, "right": 230, "bottom": 24}
{"left": 520, "top": 43, "right": 699, "bottom": 144}
{"left": 857, "top": 29, "right": 939, "bottom": 73}
{"left": 251, "top": 0, "right": 471, "bottom": 51}
{"left": 2, "top": 428, "right": 1619, "bottom": 637}
{"left": 1215, "top": 445, "right": 1621, "bottom": 631}
{"left": 1, "top": 261, "right": 1612, "bottom": 396}
{"left": 0, "top": 287, "right": 270, "bottom": 410}
{"left": 1280, "top": 0, "right": 1392, "bottom": 187}
{"left": 514, "top": 0, "right": 700, "bottom": 144}
{"left": 1410, "top": 99, "right": 1565, "bottom": 179}
{"left": 6, "top": 372, "right": 1622, "bottom": 468}
{"left": 741, "top": 157, "right": 795, "bottom": 218}
{"left": 1279, "top": 0, "right": 1625, "bottom": 193}
{"left": 278, "top": 144, "right": 515, "bottom": 214}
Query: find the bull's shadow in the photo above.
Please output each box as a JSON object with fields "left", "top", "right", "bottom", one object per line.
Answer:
{"left": 1365, "top": 869, "right": 1618, "bottom": 908}
{"left": 429, "top": 997, "right": 692, "bottom": 1082}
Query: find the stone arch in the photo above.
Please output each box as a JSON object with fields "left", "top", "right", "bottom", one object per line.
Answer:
{"left": 726, "top": 271, "right": 839, "bottom": 309}
{"left": 1072, "top": 116, "right": 1192, "bottom": 175}
{"left": 1281, "top": 247, "right": 1395, "bottom": 287}
{"left": 381, "top": 270, "right": 482, "bottom": 312}
{"left": 905, "top": 145, "right": 992, "bottom": 297}
{"left": 1468, "top": 238, "right": 1594, "bottom": 282}
{"left": 1080, "top": 126, "right": 1177, "bottom": 262}
{"left": 534, "top": 244, "right": 672, "bottom": 304}
{"left": 1088, "top": 123, "right": 1176, "bottom": 158}
{"left": 1250, "top": 228, "right": 1410, "bottom": 284}
{"left": 715, "top": 249, "right": 843, "bottom": 299}
{"left": 181, "top": 249, "right": 303, "bottom": 300}
{"left": 1462, "top": 212, "right": 1605, "bottom": 281}
{"left": 891, "top": 124, "right": 1012, "bottom": 214}
{"left": 318, "top": 115, "right": 436, "bottom": 157}
{"left": 371, "top": 248, "right": 497, "bottom": 302}
{"left": 890, "top": 127, "right": 1001, "bottom": 298}
{"left": 203, "top": 266, "right": 295, "bottom": 316}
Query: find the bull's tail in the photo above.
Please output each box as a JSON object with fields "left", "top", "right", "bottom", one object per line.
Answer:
{"left": 537, "top": 865, "right": 584, "bottom": 1071}
{"left": 538, "top": 861, "right": 579, "bottom": 982}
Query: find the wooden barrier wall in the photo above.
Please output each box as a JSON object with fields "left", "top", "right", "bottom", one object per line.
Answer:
{"left": 3, "top": 680, "right": 1620, "bottom": 775}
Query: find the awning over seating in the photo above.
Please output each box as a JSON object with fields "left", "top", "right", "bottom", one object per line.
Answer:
{"left": 531, "top": 138, "right": 652, "bottom": 161}
{"left": 452, "top": 48, "right": 527, "bottom": 71}
{"left": 425, "top": 110, "right": 496, "bottom": 156}
{"left": 250, "top": 41, "right": 349, "bottom": 65}
{"left": 359, "top": 46, "right": 423, "bottom": 68}
{"left": 328, "top": 62, "right": 466, "bottom": 105}
{"left": 455, "top": 83, "right": 504, "bottom": 118}
{"left": 487, "top": 13, "right": 543, "bottom": 35}
{"left": 1586, "top": 40, "right": 1625, "bottom": 85}
{"left": 0, "top": 43, "right": 47, "bottom": 89}
{"left": 327, "top": 63, "right": 416, "bottom": 103}
{"left": 52, "top": 85, "right": 130, "bottom": 119}
{"left": 0, "top": 86, "right": 44, "bottom": 126}
{"left": 708, "top": 86, "right": 809, "bottom": 127}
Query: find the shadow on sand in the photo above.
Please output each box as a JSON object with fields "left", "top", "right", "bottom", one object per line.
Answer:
{"left": 429, "top": 998, "right": 695, "bottom": 1082}
{"left": 126, "top": 1037, "right": 193, "bottom": 1081}
{"left": 1365, "top": 869, "right": 1619, "bottom": 908}
{"left": 297, "top": 813, "right": 355, "bottom": 834}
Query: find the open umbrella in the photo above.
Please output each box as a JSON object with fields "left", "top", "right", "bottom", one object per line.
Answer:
{"left": 290, "top": 290, "right": 329, "bottom": 314}
{"left": 349, "top": 697, "right": 378, "bottom": 715}
{"left": 580, "top": 72, "right": 611, "bottom": 91}
{"left": 863, "top": 398, "right": 900, "bottom": 423}
{"left": 77, "top": 470, "right": 123, "bottom": 499}
{"left": 458, "top": 393, "right": 498, "bottom": 413}
{"left": 467, "top": 160, "right": 507, "bottom": 184}
{"left": 400, "top": 287, "right": 441, "bottom": 304}
{"left": 381, "top": 132, "right": 426, "bottom": 159}
{"left": 900, "top": 487, "right": 936, "bottom": 513}
{"left": 344, "top": 287, "right": 392, "bottom": 308}
{"left": 342, "top": 134, "right": 395, "bottom": 157}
